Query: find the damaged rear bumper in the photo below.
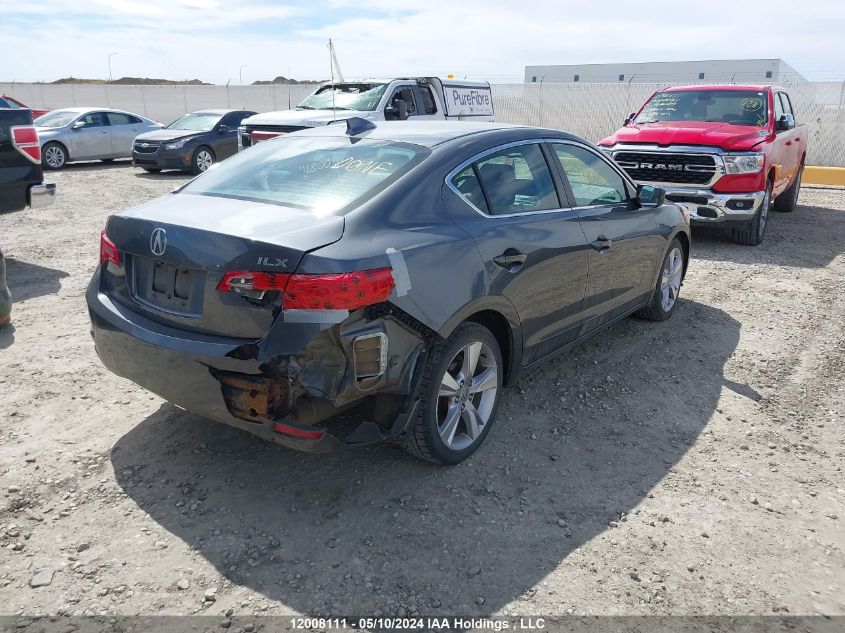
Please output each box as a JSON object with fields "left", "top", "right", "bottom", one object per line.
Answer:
{"left": 85, "top": 271, "right": 430, "bottom": 452}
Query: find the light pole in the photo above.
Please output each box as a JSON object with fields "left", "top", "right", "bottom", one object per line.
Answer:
{"left": 108, "top": 52, "right": 118, "bottom": 82}
{"left": 239, "top": 65, "right": 248, "bottom": 85}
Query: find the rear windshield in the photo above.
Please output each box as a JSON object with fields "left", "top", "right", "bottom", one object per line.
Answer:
{"left": 635, "top": 90, "right": 769, "bottom": 126}
{"left": 180, "top": 136, "right": 429, "bottom": 214}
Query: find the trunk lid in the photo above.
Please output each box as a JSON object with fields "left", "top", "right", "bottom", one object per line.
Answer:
{"left": 102, "top": 193, "right": 344, "bottom": 338}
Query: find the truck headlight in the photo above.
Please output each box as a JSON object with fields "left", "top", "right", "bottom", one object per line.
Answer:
{"left": 165, "top": 139, "right": 188, "bottom": 150}
{"left": 722, "top": 153, "right": 764, "bottom": 174}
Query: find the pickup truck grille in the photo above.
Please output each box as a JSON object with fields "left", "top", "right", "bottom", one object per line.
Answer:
{"left": 133, "top": 141, "right": 161, "bottom": 154}
{"left": 613, "top": 151, "right": 719, "bottom": 185}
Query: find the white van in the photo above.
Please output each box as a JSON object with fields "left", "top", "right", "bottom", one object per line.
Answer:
{"left": 238, "top": 77, "right": 494, "bottom": 150}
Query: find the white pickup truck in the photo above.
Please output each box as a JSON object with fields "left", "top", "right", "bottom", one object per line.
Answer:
{"left": 238, "top": 77, "right": 494, "bottom": 150}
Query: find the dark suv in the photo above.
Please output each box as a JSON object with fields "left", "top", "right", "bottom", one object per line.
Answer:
{"left": 132, "top": 109, "right": 256, "bottom": 175}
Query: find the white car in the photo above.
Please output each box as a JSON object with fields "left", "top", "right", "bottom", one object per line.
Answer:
{"left": 34, "top": 107, "right": 162, "bottom": 170}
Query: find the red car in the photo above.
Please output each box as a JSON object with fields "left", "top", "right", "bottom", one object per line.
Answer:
{"left": 0, "top": 94, "right": 49, "bottom": 119}
{"left": 599, "top": 85, "right": 807, "bottom": 246}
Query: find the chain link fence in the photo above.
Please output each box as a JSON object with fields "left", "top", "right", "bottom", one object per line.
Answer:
{"left": 3, "top": 81, "right": 845, "bottom": 167}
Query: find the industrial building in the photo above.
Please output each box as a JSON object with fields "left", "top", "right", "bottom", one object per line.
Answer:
{"left": 524, "top": 59, "right": 807, "bottom": 84}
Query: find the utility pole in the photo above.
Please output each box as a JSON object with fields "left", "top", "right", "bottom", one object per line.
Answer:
{"left": 108, "top": 52, "right": 118, "bottom": 82}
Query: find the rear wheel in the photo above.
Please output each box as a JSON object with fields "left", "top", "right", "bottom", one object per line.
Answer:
{"left": 731, "top": 179, "right": 771, "bottom": 246}
{"left": 636, "top": 238, "right": 684, "bottom": 321}
{"left": 773, "top": 166, "right": 802, "bottom": 212}
{"left": 42, "top": 142, "right": 67, "bottom": 170}
{"left": 190, "top": 147, "right": 214, "bottom": 175}
{"left": 404, "top": 322, "right": 503, "bottom": 465}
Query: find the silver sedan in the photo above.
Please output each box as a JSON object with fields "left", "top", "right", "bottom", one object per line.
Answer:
{"left": 34, "top": 108, "right": 162, "bottom": 170}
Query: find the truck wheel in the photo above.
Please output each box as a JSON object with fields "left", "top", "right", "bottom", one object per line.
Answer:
{"left": 636, "top": 238, "right": 684, "bottom": 321}
{"left": 404, "top": 322, "right": 503, "bottom": 465}
{"left": 731, "top": 180, "right": 771, "bottom": 246}
{"left": 190, "top": 147, "right": 214, "bottom": 175}
{"left": 773, "top": 166, "right": 802, "bottom": 213}
{"left": 42, "top": 142, "right": 67, "bottom": 170}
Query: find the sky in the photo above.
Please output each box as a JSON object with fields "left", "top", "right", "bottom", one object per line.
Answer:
{"left": 1, "top": 0, "right": 844, "bottom": 84}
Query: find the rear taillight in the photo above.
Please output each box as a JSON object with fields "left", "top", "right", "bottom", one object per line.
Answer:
{"left": 250, "top": 130, "right": 282, "bottom": 144}
{"left": 10, "top": 125, "right": 41, "bottom": 164}
{"left": 99, "top": 230, "right": 121, "bottom": 267}
{"left": 216, "top": 267, "right": 395, "bottom": 311}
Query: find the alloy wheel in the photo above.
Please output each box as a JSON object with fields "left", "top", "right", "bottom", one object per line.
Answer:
{"left": 436, "top": 340, "right": 498, "bottom": 451}
{"left": 660, "top": 247, "right": 683, "bottom": 312}
{"left": 196, "top": 150, "right": 213, "bottom": 172}
{"left": 45, "top": 146, "right": 65, "bottom": 169}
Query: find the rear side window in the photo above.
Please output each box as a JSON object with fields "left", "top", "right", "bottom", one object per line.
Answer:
{"left": 107, "top": 112, "right": 141, "bottom": 125}
{"left": 454, "top": 143, "right": 559, "bottom": 215}
{"left": 181, "top": 137, "right": 430, "bottom": 214}
{"left": 0, "top": 98, "right": 10, "bottom": 108}
{"left": 552, "top": 144, "right": 627, "bottom": 207}
{"left": 419, "top": 87, "right": 437, "bottom": 114}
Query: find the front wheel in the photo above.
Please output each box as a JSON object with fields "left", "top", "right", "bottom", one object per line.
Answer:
{"left": 190, "top": 147, "right": 214, "bottom": 175}
{"left": 404, "top": 322, "right": 503, "bottom": 465}
{"left": 42, "top": 142, "right": 67, "bottom": 170}
{"left": 636, "top": 238, "right": 685, "bottom": 321}
{"left": 731, "top": 180, "right": 772, "bottom": 246}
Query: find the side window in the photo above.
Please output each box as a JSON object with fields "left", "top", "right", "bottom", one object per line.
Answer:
{"left": 473, "top": 144, "right": 559, "bottom": 215}
{"left": 80, "top": 112, "right": 108, "bottom": 127}
{"left": 778, "top": 93, "right": 793, "bottom": 117}
{"left": 552, "top": 144, "right": 627, "bottom": 207}
{"left": 451, "top": 165, "right": 489, "bottom": 213}
{"left": 390, "top": 87, "right": 417, "bottom": 115}
{"left": 418, "top": 87, "right": 437, "bottom": 115}
{"left": 223, "top": 112, "right": 249, "bottom": 127}
{"left": 0, "top": 98, "right": 10, "bottom": 108}
{"left": 773, "top": 93, "right": 785, "bottom": 121}
{"left": 106, "top": 112, "right": 135, "bottom": 126}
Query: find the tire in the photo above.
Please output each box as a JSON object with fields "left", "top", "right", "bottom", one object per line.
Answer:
{"left": 636, "top": 238, "right": 685, "bottom": 321}
{"left": 142, "top": 168, "right": 162, "bottom": 174}
{"left": 730, "top": 179, "right": 772, "bottom": 246}
{"left": 773, "top": 165, "right": 802, "bottom": 212}
{"left": 42, "top": 142, "right": 67, "bottom": 170}
{"left": 404, "top": 322, "right": 503, "bottom": 465}
{"left": 190, "top": 146, "right": 214, "bottom": 175}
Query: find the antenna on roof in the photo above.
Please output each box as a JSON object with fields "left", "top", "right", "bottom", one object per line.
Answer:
{"left": 344, "top": 117, "right": 376, "bottom": 136}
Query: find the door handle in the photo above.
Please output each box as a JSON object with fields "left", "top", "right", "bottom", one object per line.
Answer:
{"left": 590, "top": 235, "right": 613, "bottom": 251}
{"left": 493, "top": 252, "right": 527, "bottom": 269}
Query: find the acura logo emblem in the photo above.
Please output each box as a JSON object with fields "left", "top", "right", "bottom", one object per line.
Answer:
{"left": 150, "top": 228, "right": 167, "bottom": 257}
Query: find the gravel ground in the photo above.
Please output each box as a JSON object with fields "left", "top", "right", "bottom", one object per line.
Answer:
{"left": 0, "top": 161, "right": 843, "bottom": 618}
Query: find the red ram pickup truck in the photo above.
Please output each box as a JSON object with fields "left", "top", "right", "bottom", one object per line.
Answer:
{"left": 599, "top": 85, "right": 807, "bottom": 245}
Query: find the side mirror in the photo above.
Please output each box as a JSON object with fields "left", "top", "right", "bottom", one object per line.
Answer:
{"left": 217, "top": 124, "right": 230, "bottom": 134}
{"left": 776, "top": 114, "right": 794, "bottom": 131}
{"left": 72, "top": 120, "right": 86, "bottom": 129}
{"left": 385, "top": 99, "right": 409, "bottom": 121}
{"left": 623, "top": 112, "right": 636, "bottom": 126}
{"left": 636, "top": 184, "right": 665, "bottom": 207}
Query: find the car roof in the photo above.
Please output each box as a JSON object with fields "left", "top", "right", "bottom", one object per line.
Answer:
{"left": 188, "top": 109, "right": 249, "bottom": 115}
{"left": 287, "top": 120, "right": 573, "bottom": 148}
{"left": 662, "top": 84, "right": 777, "bottom": 92}
{"left": 50, "top": 106, "right": 148, "bottom": 115}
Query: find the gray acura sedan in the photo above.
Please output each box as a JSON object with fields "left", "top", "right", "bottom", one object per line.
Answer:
{"left": 35, "top": 108, "right": 161, "bottom": 169}
{"left": 87, "top": 120, "right": 690, "bottom": 464}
